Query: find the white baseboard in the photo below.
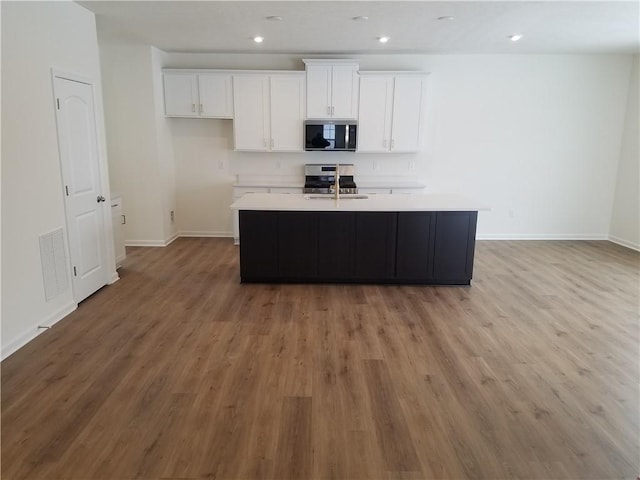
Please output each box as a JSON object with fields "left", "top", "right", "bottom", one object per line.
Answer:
{"left": 178, "top": 231, "right": 234, "bottom": 238}
{"left": 125, "top": 239, "right": 168, "bottom": 247}
{"left": 1, "top": 301, "right": 77, "bottom": 361}
{"left": 125, "top": 231, "right": 230, "bottom": 247}
{"left": 608, "top": 235, "right": 640, "bottom": 251}
{"left": 476, "top": 233, "right": 608, "bottom": 241}
{"left": 165, "top": 232, "right": 180, "bottom": 246}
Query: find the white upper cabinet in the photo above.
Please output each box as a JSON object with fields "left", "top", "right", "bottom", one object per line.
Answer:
{"left": 269, "top": 75, "right": 305, "bottom": 151}
{"left": 391, "top": 76, "right": 427, "bottom": 152}
{"left": 357, "top": 73, "right": 428, "bottom": 153}
{"left": 233, "top": 75, "right": 269, "bottom": 151}
{"left": 304, "top": 60, "right": 359, "bottom": 119}
{"left": 198, "top": 73, "right": 233, "bottom": 118}
{"left": 163, "top": 72, "right": 199, "bottom": 117}
{"left": 163, "top": 70, "right": 233, "bottom": 118}
{"left": 357, "top": 75, "right": 394, "bottom": 152}
{"left": 233, "top": 73, "right": 305, "bottom": 152}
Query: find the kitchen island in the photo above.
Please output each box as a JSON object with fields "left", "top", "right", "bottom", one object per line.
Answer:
{"left": 230, "top": 193, "right": 487, "bottom": 285}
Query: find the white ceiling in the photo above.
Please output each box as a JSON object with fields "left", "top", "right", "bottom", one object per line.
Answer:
{"left": 78, "top": 1, "right": 640, "bottom": 55}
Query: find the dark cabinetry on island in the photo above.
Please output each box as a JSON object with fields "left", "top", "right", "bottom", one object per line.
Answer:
{"left": 239, "top": 210, "right": 478, "bottom": 285}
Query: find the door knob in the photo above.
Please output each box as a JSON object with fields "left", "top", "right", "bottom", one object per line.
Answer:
{"left": 97, "top": 195, "right": 106, "bottom": 203}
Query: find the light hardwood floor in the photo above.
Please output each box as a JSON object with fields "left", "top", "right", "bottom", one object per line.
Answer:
{"left": 2, "top": 238, "right": 638, "bottom": 479}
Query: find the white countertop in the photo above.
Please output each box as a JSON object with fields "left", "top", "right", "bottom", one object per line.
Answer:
{"left": 231, "top": 193, "right": 489, "bottom": 212}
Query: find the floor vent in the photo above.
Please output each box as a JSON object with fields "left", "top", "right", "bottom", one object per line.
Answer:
{"left": 39, "top": 228, "right": 69, "bottom": 301}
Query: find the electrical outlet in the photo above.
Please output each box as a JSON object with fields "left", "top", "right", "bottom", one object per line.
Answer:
{"left": 170, "top": 210, "right": 175, "bottom": 223}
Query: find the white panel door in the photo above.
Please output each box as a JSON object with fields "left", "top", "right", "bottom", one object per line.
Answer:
{"left": 53, "top": 76, "right": 108, "bottom": 302}
{"left": 357, "top": 75, "right": 393, "bottom": 152}
{"left": 269, "top": 75, "right": 305, "bottom": 152}
{"left": 199, "top": 73, "right": 233, "bottom": 118}
{"left": 391, "top": 76, "right": 426, "bottom": 152}
{"left": 163, "top": 73, "right": 198, "bottom": 117}
{"left": 305, "top": 65, "right": 332, "bottom": 119}
{"left": 233, "top": 75, "right": 269, "bottom": 151}
{"left": 330, "top": 65, "right": 359, "bottom": 119}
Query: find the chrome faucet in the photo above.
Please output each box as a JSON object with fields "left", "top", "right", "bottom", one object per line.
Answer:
{"left": 334, "top": 164, "right": 340, "bottom": 200}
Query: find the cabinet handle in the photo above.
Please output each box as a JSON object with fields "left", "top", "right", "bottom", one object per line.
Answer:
{"left": 271, "top": 139, "right": 274, "bottom": 148}
{"left": 191, "top": 103, "right": 195, "bottom": 112}
{"left": 263, "top": 139, "right": 267, "bottom": 147}
{"left": 121, "top": 215, "right": 126, "bottom": 225}
{"left": 331, "top": 106, "right": 335, "bottom": 116}
{"left": 391, "top": 139, "right": 395, "bottom": 149}
{"left": 383, "top": 139, "right": 387, "bottom": 148}
{"left": 327, "top": 106, "right": 331, "bottom": 115}
{"left": 200, "top": 103, "right": 203, "bottom": 113}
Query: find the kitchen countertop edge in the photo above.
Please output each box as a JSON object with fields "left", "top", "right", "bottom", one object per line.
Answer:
{"left": 231, "top": 193, "right": 489, "bottom": 212}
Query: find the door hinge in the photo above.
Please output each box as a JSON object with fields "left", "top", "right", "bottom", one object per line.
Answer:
{"left": 65, "top": 185, "right": 69, "bottom": 196}
{"left": 57, "top": 98, "right": 60, "bottom": 110}
{"left": 73, "top": 266, "right": 77, "bottom": 277}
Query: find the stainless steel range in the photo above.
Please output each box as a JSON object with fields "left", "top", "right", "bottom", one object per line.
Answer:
{"left": 303, "top": 164, "right": 357, "bottom": 194}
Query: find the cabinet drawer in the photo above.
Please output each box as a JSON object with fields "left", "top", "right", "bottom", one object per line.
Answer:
{"left": 234, "top": 187, "right": 270, "bottom": 198}
{"left": 358, "top": 188, "right": 392, "bottom": 195}
{"left": 270, "top": 187, "right": 303, "bottom": 194}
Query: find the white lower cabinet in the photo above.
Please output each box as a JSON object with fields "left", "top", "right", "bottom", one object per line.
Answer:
{"left": 358, "top": 188, "right": 393, "bottom": 195}
{"left": 357, "top": 73, "right": 428, "bottom": 153}
{"left": 233, "top": 73, "right": 305, "bottom": 152}
{"left": 110, "top": 194, "right": 126, "bottom": 267}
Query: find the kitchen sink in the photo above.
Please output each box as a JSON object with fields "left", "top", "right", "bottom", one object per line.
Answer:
{"left": 304, "top": 194, "right": 369, "bottom": 200}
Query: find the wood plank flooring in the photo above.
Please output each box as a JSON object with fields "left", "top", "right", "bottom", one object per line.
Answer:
{"left": 2, "top": 238, "right": 638, "bottom": 479}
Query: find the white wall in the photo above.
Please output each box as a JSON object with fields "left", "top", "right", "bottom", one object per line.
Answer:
{"left": 609, "top": 55, "right": 639, "bottom": 250}
{"left": 97, "top": 37, "right": 634, "bottom": 242}
{"left": 1, "top": 1, "right": 115, "bottom": 356}
{"left": 96, "top": 20, "right": 174, "bottom": 246}
{"left": 159, "top": 52, "right": 633, "bottom": 239}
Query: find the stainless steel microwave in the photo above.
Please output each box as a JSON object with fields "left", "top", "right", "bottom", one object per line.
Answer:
{"left": 304, "top": 121, "right": 357, "bottom": 151}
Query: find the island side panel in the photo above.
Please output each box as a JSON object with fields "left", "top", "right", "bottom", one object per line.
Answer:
{"left": 396, "top": 212, "right": 435, "bottom": 281}
{"left": 278, "top": 212, "right": 318, "bottom": 279}
{"left": 318, "top": 212, "right": 356, "bottom": 279}
{"left": 432, "top": 211, "right": 478, "bottom": 285}
{"left": 239, "top": 211, "right": 278, "bottom": 281}
{"left": 354, "top": 212, "right": 397, "bottom": 280}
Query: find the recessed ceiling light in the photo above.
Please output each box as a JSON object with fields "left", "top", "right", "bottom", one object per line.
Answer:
{"left": 352, "top": 16, "right": 369, "bottom": 21}
{"left": 437, "top": 16, "right": 455, "bottom": 21}
{"left": 266, "top": 16, "right": 283, "bottom": 21}
{"left": 508, "top": 34, "right": 523, "bottom": 42}
{"left": 378, "top": 36, "right": 390, "bottom": 43}
{"left": 253, "top": 36, "right": 264, "bottom": 43}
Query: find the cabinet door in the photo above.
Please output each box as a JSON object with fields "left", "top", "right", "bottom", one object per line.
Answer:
{"left": 278, "top": 213, "right": 318, "bottom": 278}
{"left": 331, "top": 65, "right": 359, "bottom": 119}
{"left": 357, "top": 75, "right": 393, "bottom": 152}
{"left": 318, "top": 212, "right": 355, "bottom": 278}
{"left": 396, "top": 212, "right": 434, "bottom": 280}
{"left": 433, "top": 211, "right": 478, "bottom": 284}
{"left": 198, "top": 73, "right": 233, "bottom": 118}
{"left": 269, "top": 75, "right": 305, "bottom": 151}
{"left": 391, "top": 76, "right": 426, "bottom": 152}
{"left": 233, "top": 75, "right": 269, "bottom": 151}
{"left": 239, "top": 211, "right": 278, "bottom": 281}
{"left": 163, "top": 73, "right": 198, "bottom": 117}
{"left": 354, "top": 212, "right": 396, "bottom": 279}
{"left": 306, "top": 65, "right": 332, "bottom": 119}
